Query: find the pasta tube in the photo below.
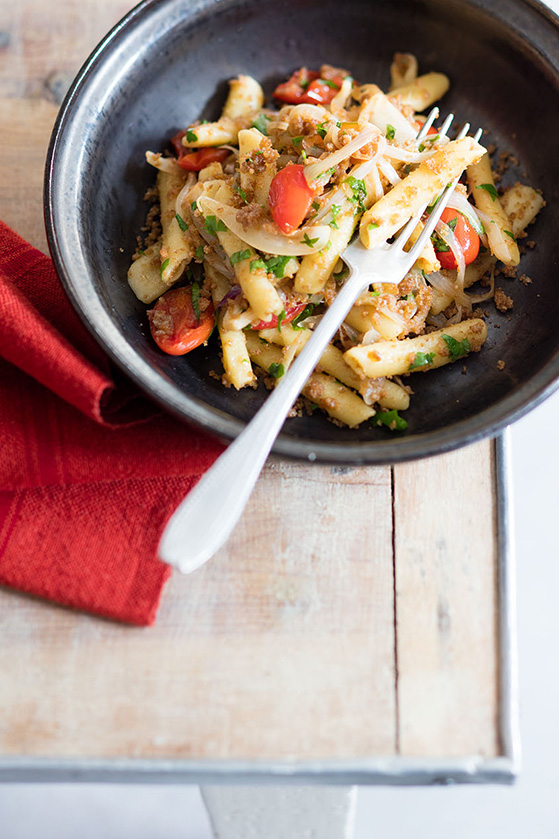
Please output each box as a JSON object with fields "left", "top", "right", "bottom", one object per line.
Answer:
{"left": 238, "top": 128, "right": 278, "bottom": 206}
{"left": 184, "top": 76, "right": 265, "bottom": 147}
{"left": 389, "top": 72, "right": 450, "bottom": 111}
{"left": 360, "top": 137, "right": 485, "bottom": 249}
{"left": 500, "top": 183, "right": 545, "bottom": 238}
{"left": 127, "top": 242, "right": 168, "bottom": 304}
{"left": 158, "top": 169, "right": 193, "bottom": 285}
{"left": 466, "top": 153, "right": 520, "bottom": 266}
{"left": 344, "top": 319, "right": 487, "bottom": 378}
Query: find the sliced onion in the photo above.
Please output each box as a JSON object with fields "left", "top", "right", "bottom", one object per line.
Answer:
{"left": 435, "top": 219, "right": 466, "bottom": 292}
{"left": 426, "top": 270, "right": 471, "bottom": 309}
{"left": 377, "top": 157, "right": 401, "bottom": 186}
{"left": 197, "top": 195, "right": 330, "bottom": 256}
{"left": 303, "top": 124, "right": 379, "bottom": 183}
{"left": 338, "top": 322, "right": 361, "bottom": 349}
{"left": 383, "top": 146, "right": 436, "bottom": 164}
{"left": 361, "top": 325, "right": 381, "bottom": 344}
{"left": 330, "top": 76, "right": 354, "bottom": 113}
{"left": 311, "top": 157, "right": 379, "bottom": 224}
{"left": 216, "top": 284, "right": 242, "bottom": 308}
{"left": 447, "top": 192, "right": 486, "bottom": 236}
{"left": 175, "top": 174, "right": 197, "bottom": 218}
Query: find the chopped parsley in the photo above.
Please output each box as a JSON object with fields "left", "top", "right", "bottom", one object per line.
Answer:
{"left": 277, "top": 309, "right": 286, "bottom": 333}
{"left": 300, "top": 150, "right": 308, "bottom": 160}
{"left": 160, "top": 258, "right": 170, "bottom": 276}
{"left": 311, "top": 200, "right": 321, "bottom": 212}
{"left": 442, "top": 333, "right": 471, "bottom": 361}
{"left": 409, "top": 351, "right": 435, "bottom": 370}
{"left": 195, "top": 246, "right": 205, "bottom": 261}
{"left": 186, "top": 129, "right": 198, "bottom": 144}
{"left": 385, "top": 124, "right": 396, "bottom": 141}
{"left": 375, "top": 409, "right": 408, "bottom": 431}
{"left": 315, "top": 166, "right": 336, "bottom": 181}
{"left": 292, "top": 136, "right": 304, "bottom": 146}
{"left": 316, "top": 122, "right": 328, "bottom": 139}
{"left": 431, "top": 233, "right": 450, "bottom": 252}
{"left": 322, "top": 79, "right": 339, "bottom": 89}
{"left": 250, "top": 258, "right": 267, "bottom": 272}
{"left": 265, "top": 255, "right": 291, "bottom": 278}
{"left": 368, "top": 221, "right": 379, "bottom": 230}
{"left": 303, "top": 232, "right": 319, "bottom": 247}
{"left": 136, "top": 249, "right": 145, "bottom": 256}
{"left": 404, "top": 164, "right": 411, "bottom": 175}
{"left": 175, "top": 213, "right": 188, "bottom": 232}
{"left": 252, "top": 113, "right": 270, "bottom": 135}
{"left": 418, "top": 143, "right": 425, "bottom": 153}
{"left": 504, "top": 229, "right": 516, "bottom": 241}
{"left": 330, "top": 204, "right": 341, "bottom": 229}
{"left": 191, "top": 200, "right": 198, "bottom": 212}
{"left": 234, "top": 183, "right": 249, "bottom": 204}
{"left": 447, "top": 217, "right": 458, "bottom": 232}
{"left": 291, "top": 303, "right": 315, "bottom": 330}
{"left": 230, "top": 249, "right": 251, "bottom": 265}
{"left": 333, "top": 265, "right": 349, "bottom": 281}
{"left": 477, "top": 183, "right": 499, "bottom": 202}
{"left": 204, "top": 214, "right": 227, "bottom": 235}
{"left": 268, "top": 362, "right": 284, "bottom": 378}
{"left": 345, "top": 175, "right": 367, "bottom": 214}
{"left": 191, "top": 281, "right": 201, "bottom": 321}
{"left": 425, "top": 193, "right": 442, "bottom": 216}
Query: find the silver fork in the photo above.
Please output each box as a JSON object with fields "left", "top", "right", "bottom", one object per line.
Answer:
{"left": 159, "top": 114, "right": 482, "bottom": 574}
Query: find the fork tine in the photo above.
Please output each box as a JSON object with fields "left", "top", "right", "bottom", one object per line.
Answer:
{"left": 416, "top": 107, "right": 439, "bottom": 140}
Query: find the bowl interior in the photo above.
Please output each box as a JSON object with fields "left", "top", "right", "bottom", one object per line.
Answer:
{"left": 47, "top": 0, "right": 559, "bottom": 462}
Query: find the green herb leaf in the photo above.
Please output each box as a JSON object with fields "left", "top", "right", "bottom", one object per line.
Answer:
{"left": 504, "top": 229, "right": 516, "bottom": 241}
{"left": 333, "top": 265, "right": 349, "bottom": 282}
{"left": 314, "top": 166, "right": 336, "bottom": 181}
{"left": 252, "top": 113, "right": 270, "bottom": 135}
{"left": 292, "top": 136, "right": 304, "bottom": 146}
{"left": 477, "top": 183, "right": 499, "bottom": 202}
{"left": 447, "top": 217, "right": 458, "bottom": 232}
{"left": 268, "top": 362, "right": 284, "bottom": 378}
{"left": 175, "top": 213, "right": 188, "bottom": 232}
{"left": 303, "top": 232, "right": 319, "bottom": 247}
{"left": 191, "top": 200, "right": 198, "bottom": 212}
{"left": 204, "top": 214, "right": 227, "bottom": 235}
{"left": 136, "top": 249, "right": 145, "bottom": 256}
{"left": 311, "top": 200, "right": 320, "bottom": 212}
{"left": 186, "top": 129, "right": 198, "bottom": 144}
{"left": 291, "top": 303, "right": 315, "bottom": 330}
{"left": 404, "top": 164, "right": 411, "bottom": 175}
{"left": 345, "top": 175, "right": 367, "bottom": 214}
{"left": 191, "top": 281, "right": 201, "bottom": 321}
{"left": 409, "top": 351, "right": 435, "bottom": 371}
{"left": 250, "top": 258, "right": 267, "bottom": 272}
{"left": 385, "top": 124, "right": 396, "bottom": 141}
{"left": 316, "top": 122, "right": 328, "bottom": 139}
{"left": 277, "top": 309, "right": 286, "bottom": 333}
{"left": 368, "top": 221, "right": 379, "bottom": 230}
{"left": 265, "top": 255, "right": 291, "bottom": 278}
{"left": 300, "top": 150, "right": 307, "bottom": 160}
{"left": 442, "top": 333, "right": 471, "bottom": 361}
{"left": 234, "top": 183, "right": 249, "bottom": 204}
{"left": 230, "top": 249, "right": 251, "bottom": 265}
{"left": 195, "top": 246, "right": 205, "bottom": 261}
{"left": 376, "top": 409, "right": 407, "bottom": 431}
{"left": 418, "top": 143, "right": 425, "bottom": 153}
{"left": 322, "top": 79, "right": 339, "bottom": 89}
{"left": 330, "top": 204, "right": 341, "bottom": 229}
{"left": 160, "top": 258, "right": 170, "bottom": 276}
{"left": 431, "top": 233, "right": 450, "bottom": 252}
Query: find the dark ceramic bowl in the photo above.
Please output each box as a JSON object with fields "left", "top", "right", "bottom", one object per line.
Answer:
{"left": 45, "top": 0, "right": 559, "bottom": 464}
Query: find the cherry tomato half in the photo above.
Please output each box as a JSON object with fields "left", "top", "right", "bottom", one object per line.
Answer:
{"left": 433, "top": 207, "right": 480, "bottom": 271}
{"left": 273, "top": 68, "right": 320, "bottom": 103}
{"left": 176, "top": 148, "right": 230, "bottom": 172}
{"left": 251, "top": 302, "right": 308, "bottom": 331}
{"left": 268, "top": 164, "right": 316, "bottom": 234}
{"left": 148, "top": 286, "right": 214, "bottom": 356}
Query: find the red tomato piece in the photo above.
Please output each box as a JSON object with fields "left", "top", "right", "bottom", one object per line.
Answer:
{"left": 148, "top": 286, "right": 214, "bottom": 356}
{"left": 251, "top": 302, "right": 308, "bottom": 331}
{"left": 176, "top": 148, "right": 230, "bottom": 172}
{"left": 434, "top": 207, "right": 480, "bottom": 270}
{"left": 273, "top": 68, "right": 319, "bottom": 104}
{"left": 268, "top": 164, "right": 316, "bottom": 234}
{"left": 303, "top": 76, "right": 343, "bottom": 105}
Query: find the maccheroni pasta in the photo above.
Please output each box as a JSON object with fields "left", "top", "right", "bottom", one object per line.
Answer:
{"left": 128, "top": 58, "right": 543, "bottom": 431}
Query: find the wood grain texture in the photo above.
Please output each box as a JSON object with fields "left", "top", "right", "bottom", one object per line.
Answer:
{"left": 0, "top": 0, "right": 502, "bottom": 765}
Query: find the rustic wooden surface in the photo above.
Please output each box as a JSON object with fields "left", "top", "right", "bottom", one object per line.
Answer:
{"left": 0, "top": 0, "right": 500, "bottom": 763}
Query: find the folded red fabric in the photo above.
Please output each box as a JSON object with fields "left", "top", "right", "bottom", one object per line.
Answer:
{"left": 0, "top": 221, "right": 223, "bottom": 625}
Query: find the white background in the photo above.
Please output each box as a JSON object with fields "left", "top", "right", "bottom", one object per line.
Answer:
{"left": 2, "top": 0, "right": 559, "bottom": 834}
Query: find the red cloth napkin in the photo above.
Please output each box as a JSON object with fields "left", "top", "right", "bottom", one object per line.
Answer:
{"left": 0, "top": 221, "right": 223, "bottom": 625}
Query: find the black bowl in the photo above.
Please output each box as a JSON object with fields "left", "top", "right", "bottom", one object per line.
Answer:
{"left": 45, "top": 0, "right": 559, "bottom": 464}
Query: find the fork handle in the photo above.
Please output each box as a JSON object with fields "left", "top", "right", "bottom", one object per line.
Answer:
{"left": 158, "top": 266, "right": 370, "bottom": 574}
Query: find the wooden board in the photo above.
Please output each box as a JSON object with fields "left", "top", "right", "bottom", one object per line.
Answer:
{"left": 0, "top": 0, "right": 502, "bottom": 770}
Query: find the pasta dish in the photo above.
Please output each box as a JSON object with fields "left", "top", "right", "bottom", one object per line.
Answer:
{"left": 128, "top": 55, "right": 543, "bottom": 430}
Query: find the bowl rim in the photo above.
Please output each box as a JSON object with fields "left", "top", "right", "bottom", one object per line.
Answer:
{"left": 44, "top": 0, "right": 559, "bottom": 465}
